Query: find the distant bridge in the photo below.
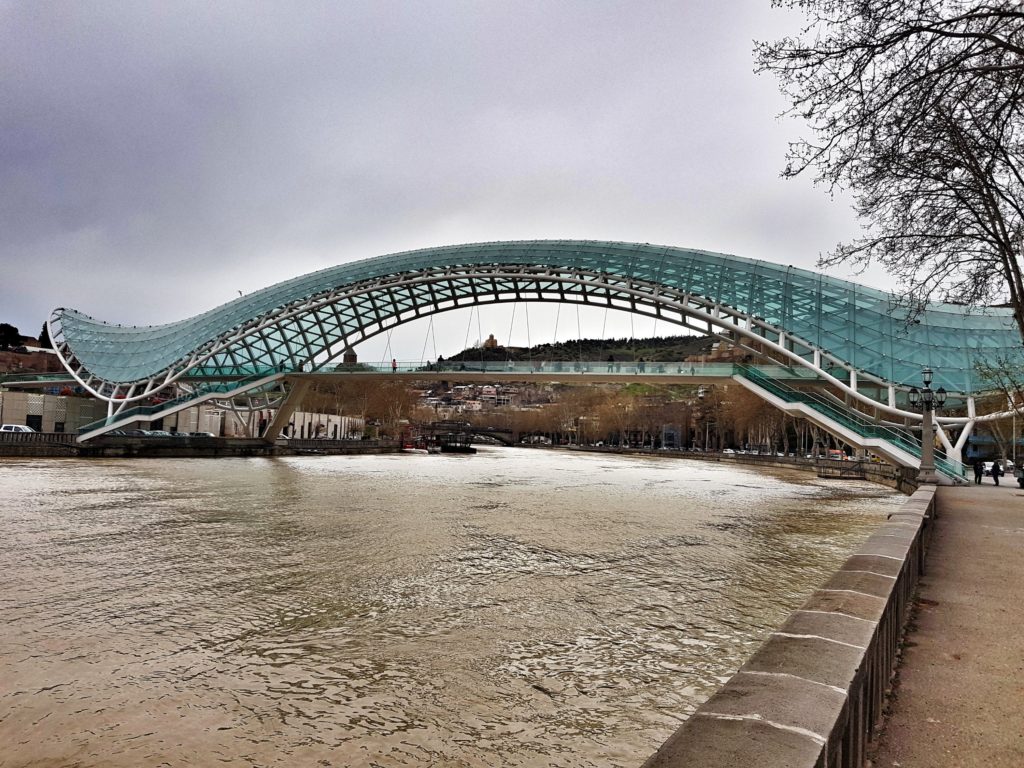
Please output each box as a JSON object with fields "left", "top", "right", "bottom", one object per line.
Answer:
{"left": 41, "top": 240, "right": 1024, "bottom": 480}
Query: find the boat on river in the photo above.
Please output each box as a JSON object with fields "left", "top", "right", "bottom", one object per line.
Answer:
{"left": 437, "top": 432, "right": 477, "bottom": 454}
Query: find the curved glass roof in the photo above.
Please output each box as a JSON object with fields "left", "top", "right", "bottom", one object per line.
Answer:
{"left": 53, "top": 240, "right": 1024, "bottom": 393}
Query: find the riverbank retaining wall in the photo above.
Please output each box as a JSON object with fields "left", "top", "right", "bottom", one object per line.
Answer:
{"left": 642, "top": 485, "right": 936, "bottom": 768}
{"left": 0, "top": 433, "right": 403, "bottom": 458}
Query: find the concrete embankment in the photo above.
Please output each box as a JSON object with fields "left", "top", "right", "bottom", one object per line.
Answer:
{"left": 0, "top": 433, "right": 403, "bottom": 458}
{"left": 642, "top": 486, "right": 936, "bottom": 768}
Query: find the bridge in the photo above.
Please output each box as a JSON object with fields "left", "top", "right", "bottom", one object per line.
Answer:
{"left": 39, "top": 240, "right": 1024, "bottom": 481}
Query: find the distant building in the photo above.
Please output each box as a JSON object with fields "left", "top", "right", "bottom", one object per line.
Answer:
{"left": 0, "top": 339, "right": 63, "bottom": 374}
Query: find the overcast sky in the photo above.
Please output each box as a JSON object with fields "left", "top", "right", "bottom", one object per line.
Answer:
{"left": 1, "top": 1, "right": 882, "bottom": 360}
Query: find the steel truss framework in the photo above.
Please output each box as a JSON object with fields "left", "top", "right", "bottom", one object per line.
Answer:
{"left": 49, "top": 241, "right": 1024, "bottom": 426}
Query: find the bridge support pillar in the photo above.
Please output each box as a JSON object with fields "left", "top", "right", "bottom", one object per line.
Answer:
{"left": 262, "top": 378, "right": 312, "bottom": 443}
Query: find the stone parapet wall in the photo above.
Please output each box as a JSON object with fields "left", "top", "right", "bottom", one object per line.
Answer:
{"left": 0, "top": 431, "right": 78, "bottom": 456}
{"left": 0, "top": 434, "right": 404, "bottom": 458}
{"left": 642, "top": 487, "right": 935, "bottom": 768}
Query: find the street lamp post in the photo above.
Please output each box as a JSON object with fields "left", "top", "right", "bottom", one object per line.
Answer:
{"left": 908, "top": 367, "right": 947, "bottom": 484}
{"left": 697, "top": 386, "right": 711, "bottom": 451}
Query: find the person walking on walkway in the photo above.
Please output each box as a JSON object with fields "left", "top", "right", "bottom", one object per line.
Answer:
{"left": 974, "top": 458, "right": 985, "bottom": 485}
{"left": 391, "top": 358, "right": 397, "bottom": 373}
{"left": 992, "top": 460, "right": 1003, "bottom": 486}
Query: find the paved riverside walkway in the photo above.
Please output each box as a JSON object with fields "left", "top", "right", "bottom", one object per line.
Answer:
{"left": 868, "top": 482, "right": 1024, "bottom": 767}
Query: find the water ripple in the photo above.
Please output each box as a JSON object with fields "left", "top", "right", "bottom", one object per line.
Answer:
{"left": 0, "top": 451, "right": 902, "bottom": 767}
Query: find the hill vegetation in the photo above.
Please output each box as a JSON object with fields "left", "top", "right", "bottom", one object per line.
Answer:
{"left": 445, "top": 334, "right": 713, "bottom": 363}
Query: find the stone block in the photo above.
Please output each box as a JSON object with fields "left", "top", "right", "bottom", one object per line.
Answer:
{"left": 781, "top": 610, "right": 877, "bottom": 649}
{"left": 857, "top": 536, "right": 912, "bottom": 560}
{"left": 742, "top": 634, "right": 864, "bottom": 691}
{"left": 826, "top": 570, "right": 897, "bottom": 599}
{"left": 842, "top": 553, "right": 904, "bottom": 578}
{"left": 703, "top": 671, "right": 847, "bottom": 741}
{"left": 802, "top": 589, "right": 887, "bottom": 622}
{"left": 642, "top": 712, "right": 824, "bottom": 768}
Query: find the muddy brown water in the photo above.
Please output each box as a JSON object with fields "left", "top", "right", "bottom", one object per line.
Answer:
{"left": 0, "top": 449, "right": 902, "bottom": 767}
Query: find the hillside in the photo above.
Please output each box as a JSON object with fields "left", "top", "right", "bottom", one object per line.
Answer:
{"left": 446, "top": 334, "right": 714, "bottom": 363}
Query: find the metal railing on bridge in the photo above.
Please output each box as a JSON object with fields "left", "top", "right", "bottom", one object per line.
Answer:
{"left": 77, "top": 370, "right": 283, "bottom": 435}
{"left": 302, "top": 360, "right": 821, "bottom": 378}
{"left": 186, "top": 360, "right": 821, "bottom": 378}
{"left": 736, "top": 365, "right": 967, "bottom": 483}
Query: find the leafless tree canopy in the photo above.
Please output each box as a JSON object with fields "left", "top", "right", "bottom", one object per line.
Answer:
{"left": 757, "top": 1, "right": 1024, "bottom": 340}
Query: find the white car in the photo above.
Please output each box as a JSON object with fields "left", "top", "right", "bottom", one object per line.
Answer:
{"left": 984, "top": 460, "right": 1014, "bottom": 476}
{"left": 0, "top": 424, "right": 36, "bottom": 433}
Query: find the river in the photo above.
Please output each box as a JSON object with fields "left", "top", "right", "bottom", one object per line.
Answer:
{"left": 0, "top": 448, "right": 903, "bottom": 767}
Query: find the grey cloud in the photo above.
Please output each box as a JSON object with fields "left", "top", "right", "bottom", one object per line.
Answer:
{"left": 1, "top": 0, "right": 865, "bottom": 337}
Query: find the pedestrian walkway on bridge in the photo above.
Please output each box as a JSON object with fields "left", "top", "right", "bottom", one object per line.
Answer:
{"left": 868, "top": 483, "right": 1024, "bottom": 767}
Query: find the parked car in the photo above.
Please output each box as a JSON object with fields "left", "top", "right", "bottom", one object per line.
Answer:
{"left": 126, "top": 429, "right": 151, "bottom": 436}
{"left": 721, "top": 448, "right": 736, "bottom": 454}
{"left": 147, "top": 430, "right": 174, "bottom": 437}
{"left": 984, "top": 460, "right": 1014, "bottom": 476}
{"left": 189, "top": 431, "right": 216, "bottom": 437}
{"left": 0, "top": 424, "right": 36, "bottom": 432}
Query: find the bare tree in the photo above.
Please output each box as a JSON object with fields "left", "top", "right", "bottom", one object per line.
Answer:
{"left": 758, "top": 2, "right": 1024, "bottom": 340}
{"left": 596, "top": 391, "right": 635, "bottom": 446}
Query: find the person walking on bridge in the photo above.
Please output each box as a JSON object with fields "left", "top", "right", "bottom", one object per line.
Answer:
{"left": 391, "top": 358, "right": 397, "bottom": 373}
